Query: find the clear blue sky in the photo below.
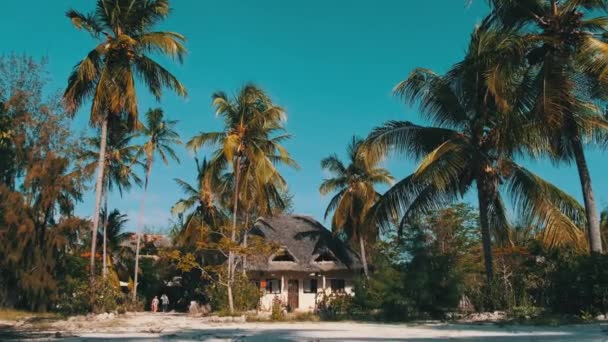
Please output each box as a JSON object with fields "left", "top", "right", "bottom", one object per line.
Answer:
{"left": 3, "top": 0, "right": 607, "bottom": 231}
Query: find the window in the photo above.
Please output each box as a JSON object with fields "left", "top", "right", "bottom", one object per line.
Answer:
{"left": 272, "top": 249, "right": 296, "bottom": 262}
{"left": 314, "top": 252, "right": 337, "bottom": 262}
{"left": 265, "top": 278, "right": 281, "bottom": 294}
{"left": 252, "top": 280, "right": 261, "bottom": 289}
{"left": 330, "top": 279, "right": 345, "bottom": 293}
{"left": 303, "top": 278, "right": 318, "bottom": 293}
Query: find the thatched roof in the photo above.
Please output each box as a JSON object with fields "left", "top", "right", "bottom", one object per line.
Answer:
{"left": 120, "top": 233, "right": 172, "bottom": 250}
{"left": 246, "top": 214, "right": 363, "bottom": 273}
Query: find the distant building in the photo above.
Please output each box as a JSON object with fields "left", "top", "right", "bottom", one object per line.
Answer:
{"left": 246, "top": 215, "right": 363, "bottom": 312}
{"left": 121, "top": 233, "right": 171, "bottom": 259}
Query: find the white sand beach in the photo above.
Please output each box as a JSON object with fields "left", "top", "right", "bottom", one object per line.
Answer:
{"left": 2, "top": 312, "right": 608, "bottom": 341}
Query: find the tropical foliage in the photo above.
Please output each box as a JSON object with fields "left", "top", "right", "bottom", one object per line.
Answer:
{"left": 483, "top": 0, "right": 608, "bottom": 254}
{"left": 320, "top": 136, "right": 393, "bottom": 278}
{"left": 182, "top": 84, "right": 297, "bottom": 313}
{"left": 363, "top": 25, "right": 586, "bottom": 282}
{"left": 63, "top": 0, "right": 187, "bottom": 277}
{"left": 4, "top": 0, "right": 608, "bottom": 322}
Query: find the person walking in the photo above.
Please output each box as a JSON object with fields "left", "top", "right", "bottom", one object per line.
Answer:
{"left": 151, "top": 296, "right": 159, "bottom": 313}
{"left": 160, "top": 294, "right": 169, "bottom": 313}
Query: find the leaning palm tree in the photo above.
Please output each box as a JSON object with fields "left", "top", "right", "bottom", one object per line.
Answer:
{"left": 132, "top": 108, "right": 181, "bottom": 301}
{"left": 186, "top": 84, "right": 298, "bottom": 313}
{"left": 364, "top": 26, "right": 585, "bottom": 282}
{"left": 80, "top": 122, "right": 142, "bottom": 278}
{"left": 320, "top": 136, "right": 393, "bottom": 278}
{"left": 63, "top": 0, "right": 187, "bottom": 277}
{"left": 485, "top": 0, "right": 608, "bottom": 253}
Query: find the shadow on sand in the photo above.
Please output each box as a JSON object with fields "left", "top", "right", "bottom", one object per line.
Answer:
{"left": 2, "top": 322, "right": 607, "bottom": 341}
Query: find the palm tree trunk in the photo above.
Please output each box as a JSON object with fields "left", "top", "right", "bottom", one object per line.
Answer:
{"left": 90, "top": 118, "right": 108, "bottom": 279}
{"left": 359, "top": 235, "right": 369, "bottom": 279}
{"left": 242, "top": 214, "right": 250, "bottom": 276}
{"left": 572, "top": 138, "right": 603, "bottom": 254}
{"left": 133, "top": 160, "right": 152, "bottom": 302}
{"left": 102, "top": 183, "right": 109, "bottom": 279}
{"left": 476, "top": 172, "right": 495, "bottom": 283}
{"left": 227, "top": 156, "right": 242, "bottom": 314}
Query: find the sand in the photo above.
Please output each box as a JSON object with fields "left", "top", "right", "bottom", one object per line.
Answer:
{"left": 1, "top": 312, "right": 608, "bottom": 341}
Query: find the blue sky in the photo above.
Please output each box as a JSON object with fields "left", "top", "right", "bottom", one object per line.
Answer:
{"left": 3, "top": 0, "right": 608, "bottom": 231}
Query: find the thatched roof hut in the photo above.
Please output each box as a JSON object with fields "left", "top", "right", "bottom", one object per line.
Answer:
{"left": 246, "top": 214, "right": 363, "bottom": 273}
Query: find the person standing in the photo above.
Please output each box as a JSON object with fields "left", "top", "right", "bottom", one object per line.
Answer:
{"left": 160, "top": 294, "right": 169, "bottom": 313}
{"left": 151, "top": 296, "right": 159, "bottom": 313}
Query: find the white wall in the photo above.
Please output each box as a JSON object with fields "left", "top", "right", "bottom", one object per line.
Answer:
{"left": 255, "top": 272, "right": 355, "bottom": 312}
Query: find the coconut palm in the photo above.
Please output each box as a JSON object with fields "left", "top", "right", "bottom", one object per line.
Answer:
{"left": 172, "top": 158, "right": 228, "bottom": 248}
{"left": 80, "top": 122, "right": 142, "bottom": 278}
{"left": 320, "top": 136, "right": 393, "bottom": 278}
{"left": 485, "top": 0, "right": 608, "bottom": 253}
{"left": 364, "top": 27, "right": 585, "bottom": 282}
{"left": 186, "top": 84, "right": 298, "bottom": 313}
{"left": 98, "top": 208, "right": 134, "bottom": 281}
{"left": 63, "top": 0, "right": 187, "bottom": 277}
{"left": 132, "top": 107, "right": 181, "bottom": 300}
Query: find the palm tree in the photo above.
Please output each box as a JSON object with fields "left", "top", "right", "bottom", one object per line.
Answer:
{"left": 320, "top": 136, "right": 393, "bottom": 278}
{"left": 186, "top": 84, "right": 298, "bottom": 313}
{"left": 63, "top": 0, "right": 187, "bottom": 277}
{"left": 98, "top": 208, "right": 132, "bottom": 277}
{"left": 80, "top": 122, "right": 142, "bottom": 278}
{"left": 364, "top": 27, "right": 585, "bottom": 282}
{"left": 172, "top": 158, "right": 228, "bottom": 248}
{"left": 485, "top": 0, "right": 608, "bottom": 253}
{"left": 132, "top": 108, "right": 181, "bottom": 301}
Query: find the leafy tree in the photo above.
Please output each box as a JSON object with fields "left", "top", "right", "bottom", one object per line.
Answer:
{"left": 64, "top": 0, "right": 187, "bottom": 278}
{"left": 486, "top": 0, "right": 608, "bottom": 253}
{"left": 364, "top": 26, "right": 584, "bottom": 282}
{"left": 320, "top": 136, "right": 393, "bottom": 278}
{"left": 132, "top": 108, "right": 181, "bottom": 300}
{"left": 354, "top": 203, "right": 481, "bottom": 320}
{"left": 186, "top": 84, "right": 297, "bottom": 313}
{"left": 0, "top": 55, "right": 90, "bottom": 311}
{"left": 0, "top": 155, "right": 88, "bottom": 311}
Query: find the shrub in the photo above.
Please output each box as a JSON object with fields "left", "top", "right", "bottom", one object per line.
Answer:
{"left": 205, "top": 275, "right": 261, "bottom": 313}
{"left": 271, "top": 296, "right": 285, "bottom": 321}
{"left": 545, "top": 253, "right": 608, "bottom": 315}
{"left": 57, "top": 277, "right": 125, "bottom": 315}
{"left": 316, "top": 292, "right": 356, "bottom": 320}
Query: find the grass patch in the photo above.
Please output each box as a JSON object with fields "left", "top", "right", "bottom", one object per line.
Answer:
{"left": 0, "top": 309, "right": 59, "bottom": 321}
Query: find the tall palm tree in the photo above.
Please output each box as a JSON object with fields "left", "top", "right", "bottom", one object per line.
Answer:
{"left": 63, "top": 0, "right": 187, "bottom": 278}
{"left": 80, "top": 122, "right": 142, "bottom": 278}
{"left": 132, "top": 108, "right": 181, "bottom": 300}
{"left": 364, "top": 27, "right": 585, "bottom": 282}
{"left": 186, "top": 84, "right": 298, "bottom": 313}
{"left": 486, "top": 0, "right": 608, "bottom": 253}
{"left": 320, "top": 136, "right": 393, "bottom": 278}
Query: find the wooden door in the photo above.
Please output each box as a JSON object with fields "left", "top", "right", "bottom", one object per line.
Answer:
{"left": 287, "top": 279, "right": 299, "bottom": 311}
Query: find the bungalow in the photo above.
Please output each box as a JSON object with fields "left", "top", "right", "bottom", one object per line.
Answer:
{"left": 246, "top": 214, "right": 364, "bottom": 312}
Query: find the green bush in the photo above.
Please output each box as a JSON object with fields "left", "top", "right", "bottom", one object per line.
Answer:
{"left": 317, "top": 293, "right": 356, "bottom": 320}
{"left": 57, "top": 277, "right": 126, "bottom": 315}
{"left": 545, "top": 253, "right": 608, "bottom": 315}
{"left": 205, "top": 275, "right": 261, "bottom": 313}
{"left": 271, "top": 296, "right": 285, "bottom": 321}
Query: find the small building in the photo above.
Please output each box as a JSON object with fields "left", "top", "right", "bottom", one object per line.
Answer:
{"left": 246, "top": 214, "right": 363, "bottom": 312}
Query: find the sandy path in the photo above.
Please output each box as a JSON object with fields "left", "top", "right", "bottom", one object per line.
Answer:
{"left": 3, "top": 313, "right": 608, "bottom": 341}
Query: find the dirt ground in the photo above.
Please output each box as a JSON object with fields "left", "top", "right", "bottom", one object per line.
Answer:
{"left": 1, "top": 312, "right": 608, "bottom": 341}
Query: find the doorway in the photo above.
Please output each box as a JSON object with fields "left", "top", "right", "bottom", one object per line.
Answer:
{"left": 287, "top": 279, "right": 299, "bottom": 311}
